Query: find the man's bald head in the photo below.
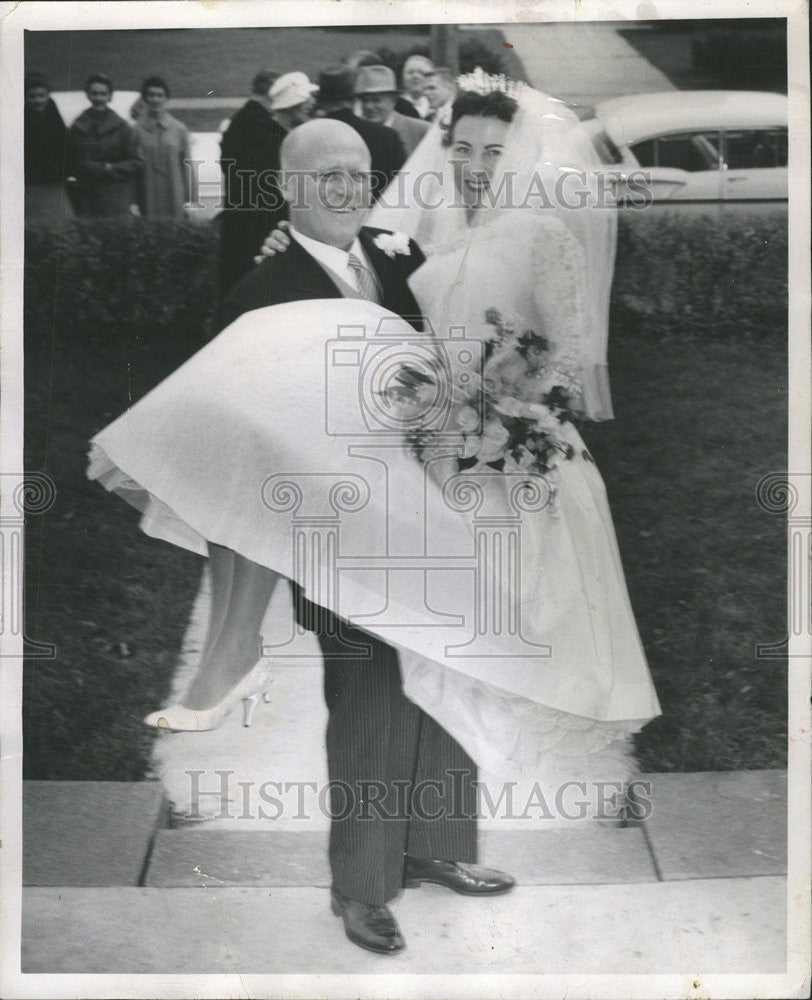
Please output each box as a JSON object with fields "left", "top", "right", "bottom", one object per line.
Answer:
{"left": 279, "top": 119, "right": 373, "bottom": 249}
{"left": 280, "top": 119, "right": 370, "bottom": 173}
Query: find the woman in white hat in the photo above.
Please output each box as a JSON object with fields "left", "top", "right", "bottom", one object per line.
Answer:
{"left": 268, "top": 71, "right": 319, "bottom": 131}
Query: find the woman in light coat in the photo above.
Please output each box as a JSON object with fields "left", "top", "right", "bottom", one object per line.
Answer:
{"left": 133, "top": 76, "right": 196, "bottom": 217}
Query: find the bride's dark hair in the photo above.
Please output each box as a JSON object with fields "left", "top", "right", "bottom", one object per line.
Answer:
{"left": 442, "top": 90, "right": 518, "bottom": 146}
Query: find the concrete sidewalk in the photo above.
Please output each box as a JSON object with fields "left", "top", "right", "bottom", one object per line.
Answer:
{"left": 22, "top": 878, "right": 786, "bottom": 974}
{"left": 19, "top": 570, "right": 790, "bottom": 976}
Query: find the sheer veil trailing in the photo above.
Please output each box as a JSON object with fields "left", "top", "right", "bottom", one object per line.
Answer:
{"left": 369, "top": 69, "right": 617, "bottom": 421}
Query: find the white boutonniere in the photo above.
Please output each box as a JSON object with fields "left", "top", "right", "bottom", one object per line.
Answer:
{"left": 373, "top": 232, "right": 411, "bottom": 258}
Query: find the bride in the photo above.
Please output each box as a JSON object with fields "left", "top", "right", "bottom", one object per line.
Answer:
{"left": 87, "top": 71, "right": 660, "bottom": 783}
{"left": 364, "top": 72, "right": 660, "bottom": 779}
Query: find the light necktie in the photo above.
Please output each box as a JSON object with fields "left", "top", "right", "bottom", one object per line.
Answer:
{"left": 347, "top": 251, "right": 381, "bottom": 304}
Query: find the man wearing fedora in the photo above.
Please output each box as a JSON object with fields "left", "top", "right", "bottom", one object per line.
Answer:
{"left": 354, "top": 64, "right": 430, "bottom": 158}
{"left": 219, "top": 70, "right": 316, "bottom": 295}
{"left": 316, "top": 66, "right": 406, "bottom": 201}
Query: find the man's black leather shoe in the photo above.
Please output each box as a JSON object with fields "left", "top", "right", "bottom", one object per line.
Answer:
{"left": 403, "top": 858, "right": 516, "bottom": 895}
{"left": 330, "top": 885, "right": 405, "bottom": 954}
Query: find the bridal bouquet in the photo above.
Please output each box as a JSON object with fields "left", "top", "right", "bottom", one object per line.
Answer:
{"left": 394, "top": 309, "right": 582, "bottom": 481}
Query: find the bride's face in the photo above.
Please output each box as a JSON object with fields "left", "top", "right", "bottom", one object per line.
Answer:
{"left": 449, "top": 114, "right": 510, "bottom": 209}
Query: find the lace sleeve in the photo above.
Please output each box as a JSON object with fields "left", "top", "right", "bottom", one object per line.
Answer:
{"left": 530, "top": 220, "right": 591, "bottom": 388}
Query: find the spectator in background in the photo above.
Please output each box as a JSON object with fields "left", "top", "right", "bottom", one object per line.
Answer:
{"left": 316, "top": 66, "right": 406, "bottom": 201}
{"left": 68, "top": 73, "right": 142, "bottom": 217}
{"left": 134, "top": 76, "right": 197, "bottom": 217}
{"left": 218, "top": 68, "right": 294, "bottom": 295}
{"left": 423, "top": 67, "right": 458, "bottom": 125}
{"left": 267, "top": 71, "right": 318, "bottom": 132}
{"left": 400, "top": 54, "right": 434, "bottom": 119}
{"left": 129, "top": 95, "right": 147, "bottom": 122}
{"left": 24, "top": 72, "right": 75, "bottom": 225}
{"left": 354, "top": 65, "right": 429, "bottom": 157}
{"left": 344, "top": 49, "right": 421, "bottom": 119}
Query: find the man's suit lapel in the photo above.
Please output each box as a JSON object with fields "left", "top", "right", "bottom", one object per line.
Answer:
{"left": 359, "top": 228, "right": 424, "bottom": 330}
{"left": 283, "top": 237, "right": 345, "bottom": 300}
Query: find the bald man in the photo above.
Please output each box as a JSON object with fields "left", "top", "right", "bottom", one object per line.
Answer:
{"left": 214, "top": 119, "right": 422, "bottom": 332}
{"left": 215, "top": 121, "right": 514, "bottom": 954}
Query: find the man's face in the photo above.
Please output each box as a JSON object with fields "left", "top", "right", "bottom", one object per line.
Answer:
{"left": 358, "top": 92, "right": 396, "bottom": 124}
{"left": 286, "top": 143, "right": 372, "bottom": 249}
{"left": 402, "top": 57, "right": 432, "bottom": 94}
{"left": 423, "top": 77, "right": 453, "bottom": 111}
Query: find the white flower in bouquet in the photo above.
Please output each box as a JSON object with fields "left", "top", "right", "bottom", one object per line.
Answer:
{"left": 459, "top": 369, "right": 482, "bottom": 392}
{"left": 373, "top": 232, "right": 411, "bottom": 258}
{"left": 455, "top": 405, "right": 480, "bottom": 432}
{"left": 477, "top": 420, "right": 511, "bottom": 463}
{"left": 486, "top": 352, "right": 526, "bottom": 395}
{"left": 493, "top": 396, "right": 526, "bottom": 418}
{"left": 524, "top": 402, "right": 562, "bottom": 432}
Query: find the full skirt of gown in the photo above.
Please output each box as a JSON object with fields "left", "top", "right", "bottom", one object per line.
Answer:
{"left": 88, "top": 295, "right": 660, "bottom": 783}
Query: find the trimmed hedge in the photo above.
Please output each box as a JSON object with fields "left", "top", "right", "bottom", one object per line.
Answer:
{"left": 24, "top": 208, "right": 788, "bottom": 345}
{"left": 612, "top": 208, "right": 787, "bottom": 340}
{"left": 25, "top": 217, "right": 219, "bottom": 345}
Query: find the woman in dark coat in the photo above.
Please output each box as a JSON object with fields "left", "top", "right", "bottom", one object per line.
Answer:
{"left": 24, "top": 72, "right": 75, "bottom": 225}
{"left": 68, "top": 73, "right": 142, "bottom": 217}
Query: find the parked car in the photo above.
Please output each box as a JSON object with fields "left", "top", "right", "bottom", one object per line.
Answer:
{"left": 582, "top": 90, "right": 788, "bottom": 206}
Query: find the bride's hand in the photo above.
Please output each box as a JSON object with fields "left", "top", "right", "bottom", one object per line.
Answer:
{"left": 254, "top": 221, "right": 292, "bottom": 264}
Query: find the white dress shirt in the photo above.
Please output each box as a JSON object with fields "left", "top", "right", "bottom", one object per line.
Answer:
{"left": 289, "top": 227, "right": 378, "bottom": 295}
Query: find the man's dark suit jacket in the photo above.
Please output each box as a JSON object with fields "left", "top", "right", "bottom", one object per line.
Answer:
{"left": 324, "top": 108, "right": 406, "bottom": 200}
{"left": 218, "top": 99, "right": 289, "bottom": 296}
{"left": 213, "top": 225, "right": 425, "bottom": 336}
{"left": 395, "top": 96, "right": 420, "bottom": 119}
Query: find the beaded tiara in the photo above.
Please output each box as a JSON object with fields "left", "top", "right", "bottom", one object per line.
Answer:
{"left": 455, "top": 66, "right": 527, "bottom": 100}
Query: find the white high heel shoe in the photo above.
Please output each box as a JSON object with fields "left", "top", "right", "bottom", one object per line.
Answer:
{"left": 144, "top": 660, "right": 273, "bottom": 732}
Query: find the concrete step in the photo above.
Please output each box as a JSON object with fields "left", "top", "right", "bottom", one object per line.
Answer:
{"left": 143, "top": 825, "right": 658, "bottom": 887}
{"left": 23, "top": 781, "right": 167, "bottom": 887}
{"left": 641, "top": 770, "right": 787, "bottom": 879}
{"left": 21, "top": 879, "right": 788, "bottom": 974}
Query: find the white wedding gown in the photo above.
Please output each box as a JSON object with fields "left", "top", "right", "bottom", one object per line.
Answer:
{"left": 390, "top": 209, "right": 660, "bottom": 779}
{"left": 88, "top": 211, "right": 660, "bottom": 784}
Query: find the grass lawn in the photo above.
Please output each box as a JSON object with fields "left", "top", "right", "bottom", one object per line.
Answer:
{"left": 582, "top": 333, "right": 786, "bottom": 772}
{"left": 24, "top": 309, "right": 209, "bottom": 780}
{"left": 23, "top": 262, "right": 787, "bottom": 778}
